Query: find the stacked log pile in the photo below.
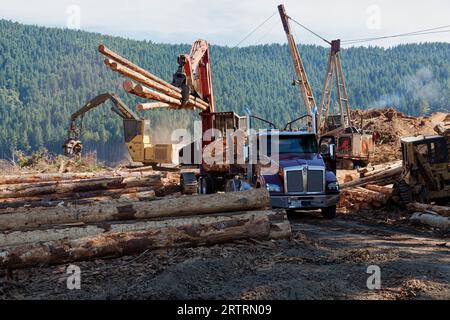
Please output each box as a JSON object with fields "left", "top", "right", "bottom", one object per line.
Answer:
{"left": 0, "top": 171, "right": 291, "bottom": 269}
{"left": 337, "top": 161, "right": 402, "bottom": 213}
{"left": 339, "top": 184, "right": 394, "bottom": 213}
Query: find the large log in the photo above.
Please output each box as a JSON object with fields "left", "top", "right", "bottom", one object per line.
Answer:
{"left": 123, "top": 80, "right": 186, "bottom": 109}
{"left": 0, "top": 210, "right": 290, "bottom": 249}
{"left": 0, "top": 190, "right": 156, "bottom": 213}
{"left": 0, "top": 170, "right": 159, "bottom": 185}
{"left": 0, "top": 172, "right": 103, "bottom": 185}
{"left": 0, "top": 174, "right": 162, "bottom": 199}
{"left": 410, "top": 212, "right": 450, "bottom": 230}
{"left": 0, "top": 186, "right": 156, "bottom": 208}
{"left": 137, "top": 102, "right": 175, "bottom": 110}
{"left": 359, "top": 161, "right": 402, "bottom": 178}
{"left": 99, "top": 44, "right": 182, "bottom": 94}
{"left": 0, "top": 189, "right": 271, "bottom": 231}
{"left": 0, "top": 210, "right": 276, "bottom": 269}
{"left": 406, "top": 203, "right": 450, "bottom": 217}
{"left": 340, "top": 165, "right": 402, "bottom": 189}
{"left": 123, "top": 79, "right": 207, "bottom": 111}
{"left": 364, "top": 184, "right": 393, "bottom": 197}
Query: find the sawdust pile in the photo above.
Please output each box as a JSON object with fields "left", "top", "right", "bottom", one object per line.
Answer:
{"left": 353, "top": 107, "right": 448, "bottom": 164}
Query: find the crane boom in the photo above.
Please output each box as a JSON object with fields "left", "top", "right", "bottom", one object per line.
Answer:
{"left": 278, "top": 4, "right": 317, "bottom": 117}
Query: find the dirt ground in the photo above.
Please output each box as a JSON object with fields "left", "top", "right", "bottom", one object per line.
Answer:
{"left": 1, "top": 210, "right": 448, "bottom": 300}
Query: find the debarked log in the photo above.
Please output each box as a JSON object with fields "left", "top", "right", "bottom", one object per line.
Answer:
{"left": 340, "top": 165, "right": 402, "bottom": 189}
{"left": 410, "top": 212, "right": 450, "bottom": 230}
{"left": 406, "top": 202, "right": 450, "bottom": 217}
{"left": 137, "top": 102, "right": 176, "bottom": 110}
{"left": 0, "top": 210, "right": 275, "bottom": 269}
{"left": 0, "top": 189, "right": 271, "bottom": 231}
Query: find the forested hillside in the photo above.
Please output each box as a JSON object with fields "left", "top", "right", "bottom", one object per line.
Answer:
{"left": 0, "top": 19, "right": 449, "bottom": 161}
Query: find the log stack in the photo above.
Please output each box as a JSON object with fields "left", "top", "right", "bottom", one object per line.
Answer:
{"left": 338, "top": 184, "right": 394, "bottom": 212}
{"left": 0, "top": 171, "right": 291, "bottom": 269}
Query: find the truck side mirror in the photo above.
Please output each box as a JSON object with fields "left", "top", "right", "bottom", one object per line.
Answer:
{"left": 329, "top": 144, "right": 336, "bottom": 160}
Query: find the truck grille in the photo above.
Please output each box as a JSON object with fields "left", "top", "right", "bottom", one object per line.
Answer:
{"left": 307, "top": 169, "right": 324, "bottom": 193}
{"left": 285, "top": 167, "right": 324, "bottom": 194}
{"left": 286, "top": 170, "right": 303, "bottom": 193}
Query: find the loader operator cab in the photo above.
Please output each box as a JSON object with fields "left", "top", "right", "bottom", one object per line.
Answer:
{"left": 401, "top": 135, "right": 449, "bottom": 168}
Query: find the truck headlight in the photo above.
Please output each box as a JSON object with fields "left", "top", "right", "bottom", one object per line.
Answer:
{"left": 266, "top": 183, "right": 281, "bottom": 192}
{"left": 327, "top": 182, "right": 339, "bottom": 191}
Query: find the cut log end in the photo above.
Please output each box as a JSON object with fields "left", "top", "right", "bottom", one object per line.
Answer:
{"left": 123, "top": 80, "right": 136, "bottom": 93}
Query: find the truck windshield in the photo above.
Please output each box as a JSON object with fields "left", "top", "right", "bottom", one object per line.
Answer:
{"left": 264, "top": 135, "right": 318, "bottom": 155}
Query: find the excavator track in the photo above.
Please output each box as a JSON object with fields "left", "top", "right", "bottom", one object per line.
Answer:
{"left": 396, "top": 179, "right": 413, "bottom": 205}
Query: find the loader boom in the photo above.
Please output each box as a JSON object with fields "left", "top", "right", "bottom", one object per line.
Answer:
{"left": 63, "top": 93, "right": 142, "bottom": 156}
{"left": 69, "top": 93, "right": 140, "bottom": 123}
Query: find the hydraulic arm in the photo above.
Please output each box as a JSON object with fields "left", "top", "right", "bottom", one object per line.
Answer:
{"left": 63, "top": 93, "right": 141, "bottom": 156}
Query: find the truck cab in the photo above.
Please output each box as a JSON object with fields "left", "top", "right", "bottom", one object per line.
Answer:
{"left": 255, "top": 131, "right": 340, "bottom": 219}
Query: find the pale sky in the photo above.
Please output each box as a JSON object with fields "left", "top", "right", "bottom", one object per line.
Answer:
{"left": 0, "top": 0, "right": 449, "bottom": 47}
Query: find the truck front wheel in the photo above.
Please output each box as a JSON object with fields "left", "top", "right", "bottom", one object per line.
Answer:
{"left": 321, "top": 205, "right": 337, "bottom": 219}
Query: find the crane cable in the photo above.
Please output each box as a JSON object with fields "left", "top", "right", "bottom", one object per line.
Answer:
{"left": 286, "top": 14, "right": 450, "bottom": 46}
{"left": 234, "top": 11, "right": 277, "bottom": 47}
{"left": 235, "top": 13, "right": 449, "bottom": 47}
{"left": 341, "top": 25, "right": 450, "bottom": 45}
{"left": 287, "top": 16, "right": 332, "bottom": 45}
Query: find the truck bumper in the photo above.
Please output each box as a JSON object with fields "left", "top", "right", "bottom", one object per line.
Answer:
{"left": 270, "top": 194, "right": 339, "bottom": 209}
